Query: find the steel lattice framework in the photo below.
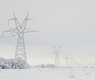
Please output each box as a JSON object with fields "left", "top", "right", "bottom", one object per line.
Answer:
{"left": 53, "top": 46, "right": 61, "bottom": 65}
{"left": 3, "top": 13, "right": 37, "bottom": 62}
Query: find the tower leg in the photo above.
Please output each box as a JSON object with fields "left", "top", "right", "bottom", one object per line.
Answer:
{"left": 15, "top": 36, "right": 27, "bottom": 62}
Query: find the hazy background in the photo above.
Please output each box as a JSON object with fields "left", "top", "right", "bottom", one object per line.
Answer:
{"left": 0, "top": 0, "right": 95, "bottom": 65}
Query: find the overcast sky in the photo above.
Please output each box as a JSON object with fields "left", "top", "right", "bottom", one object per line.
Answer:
{"left": 0, "top": 0, "right": 95, "bottom": 65}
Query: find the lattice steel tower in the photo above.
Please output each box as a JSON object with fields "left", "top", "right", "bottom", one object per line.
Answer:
{"left": 53, "top": 46, "right": 61, "bottom": 65}
{"left": 3, "top": 13, "right": 37, "bottom": 62}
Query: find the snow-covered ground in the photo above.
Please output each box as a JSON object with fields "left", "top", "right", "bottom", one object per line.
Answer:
{"left": 0, "top": 67, "right": 95, "bottom": 80}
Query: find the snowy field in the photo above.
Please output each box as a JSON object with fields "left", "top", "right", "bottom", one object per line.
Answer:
{"left": 0, "top": 67, "right": 95, "bottom": 80}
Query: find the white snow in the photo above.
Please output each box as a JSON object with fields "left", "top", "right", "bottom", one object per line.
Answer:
{"left": 0, "top": 58, "right": 30, "bottom": 69}
{"left": 0, "top": 67, "right": 95, "bottom": 80}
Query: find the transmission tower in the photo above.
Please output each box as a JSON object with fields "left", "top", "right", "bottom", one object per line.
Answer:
{"left": 3, "top": 13, "right": 37, "bottom": 62}
{"left": 53, "top": 46, "right": 61, "bottom": 65}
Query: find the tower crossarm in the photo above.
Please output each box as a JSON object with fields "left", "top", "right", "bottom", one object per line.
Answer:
{"left": 24, "top": 28, "right": 37, "bottom": 33}
{"left": 3, "top": 28, "right": 17, "bottom": 37}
